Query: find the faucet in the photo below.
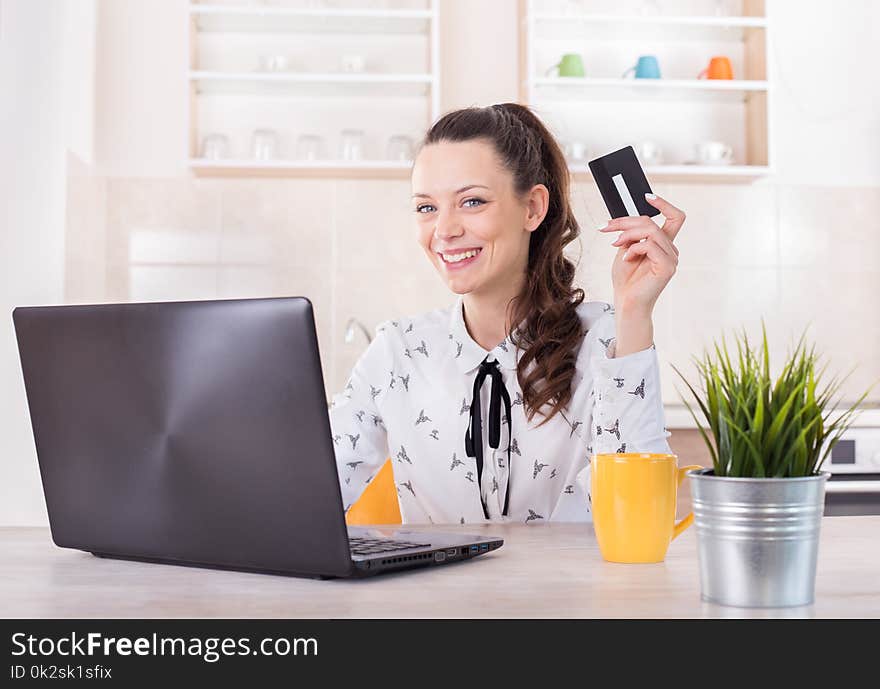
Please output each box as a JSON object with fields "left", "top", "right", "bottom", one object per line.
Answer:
{"left": 344, "top": 317, "right": 372, "bottom": 346}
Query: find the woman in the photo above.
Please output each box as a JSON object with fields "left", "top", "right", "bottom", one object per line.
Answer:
{"left": 329, "top": 103, "right": 684, "bottom": 524}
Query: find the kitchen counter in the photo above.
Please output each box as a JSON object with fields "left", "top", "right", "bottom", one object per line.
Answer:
{"left": 1, "top": 517, "right": 878, "bottom": 618}
{"left": 664, "top": 404, "right": 880, "bottom": 429}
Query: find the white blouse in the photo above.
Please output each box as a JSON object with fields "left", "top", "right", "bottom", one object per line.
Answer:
{"left": 328, "top": 294, "right": 672, "bottom": 525}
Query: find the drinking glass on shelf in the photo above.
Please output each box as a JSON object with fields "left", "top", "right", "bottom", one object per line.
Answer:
{"left": 200, "top": 133, "right": 230, "bottom": 160}
{"left": 258, "top": 54, "right": 288, "bottom": 73}
{"left": 386, "top": 134, "right": 414, "bottom": 161}
{"left": 251, "top": 128, "right": 278, "bottom": 160}
{"left": 339, "top": 129, "right": 365, "bottom": 161}
{"left": 296, "top": 134, "right": 325, "bottom": 161}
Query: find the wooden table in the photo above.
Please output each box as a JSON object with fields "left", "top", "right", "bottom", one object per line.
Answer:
{"left": 2, "top": 517, "right": 878, "bottom": 618}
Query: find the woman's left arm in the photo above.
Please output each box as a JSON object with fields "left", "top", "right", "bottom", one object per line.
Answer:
{"left": 597, "top": 192, "right": 685, "bottom": 357}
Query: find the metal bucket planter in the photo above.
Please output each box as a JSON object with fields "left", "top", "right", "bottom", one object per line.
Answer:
{"left": 688, "top": 468, "right": 830, "bottom": 608}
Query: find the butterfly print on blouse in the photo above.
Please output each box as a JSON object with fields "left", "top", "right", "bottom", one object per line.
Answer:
{"left": 400, "top": 480, "right": 416, "bottom": 497}
{"left": 347, "top": 433, "right": 360, "bottom": 450}
{"left": 599, "top": 337, "right": 614, "bottom": 349}
{"left": 332, "top": 434, "right": 341, "bottom": 445}
{"left": 388, "top": 371, "right": 395, "bottom": 389}
{"left": 344, "top": 380, "right": 354, "bottom": 395}
{"left": 465, "top": 471, "right": 475, "bottom": 483}
{"left": 450, "top": 453, "right": 465, "bottom": 471}
{"left": 533, "top": 460, "right": 549, "bottom": 479}
{"left": 354, "top": 410, "right": 365, "bottom": 423}
{"left": 501, "top": 412, "right": 508, "bottom": 426}
{"left": 549, "top": 468, "right": 558, "bottom": 479}
{"left": 596, "top": 424, "right": 603, "bottom": 436}
{"left": 369, "top": 385, "right": 381, "bottom": 401}
{"left": 459, "top": 398, "right": 470, "bottom": 415}
{"left": 455, "top": 341, "right": 463, "bottom": 358}
{"left": 398, "top": 374, "right": 410, "bottom": 392}
{"left": 617, "top": 443, "right": 627, "bottom": 453}
{"left": 345, "top": 477, "right": 350, "bottom": 485}
{"left": 497, "top": 456, "right": 505, "bottom": 469}
{"left": 629, "top": 378, "right": 646, "bottom": 399}
{"left": 397, "top": 445, "right": 412, "bottom": 464}
{"left": 415, "top": 409, "right": 431, "bottom": 425}
{"left": 512, "top": 391, "right": 523, "bottom": 406}
{"left": 370, "top": 414, "right": 385, "bottom": 429}
{"left": 365, "top": 474, "right": 374, "bottom": 484}
{"left": 404, "top": 348, "right": 412, "bottom": 359}
{"left": 526, "top": 509, "right": 544, "bottom": 523}
{"left": 345, "top": 460, "right": 363, "bottom": 470}
{"left": 602, "top": 303, "right": 613, "bottom": 313}
{"left": 497, "top": 338, "right": 509, "bottom": 353}
{"left": 507, "top": 438, "right": 521, "bottom": 456}
{"left": 414, "top": 340, "right": 429, "bottom": 357}
{"left": 429, "top": 429, "right": 439, "bottom": 440}
{"left": 569, "top": 420, "right": 583, "bottom": 438}
{"left": 564, "top": 484, "right": 574, "bottom": 494}
{"left": 613, "top": 377, "right": 625, "bottom": 388}
{"left": 492, "top": 476, "right": 498, "bottom": 494}
{"left": 405, "top": 323, "right": 413, "bottom": 333}
{"left": 604, "top": 419, "right": 620, "bottom": 440}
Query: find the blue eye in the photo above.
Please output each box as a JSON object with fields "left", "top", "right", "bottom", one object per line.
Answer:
{"left": 414, "top": 198, "right": 485, "bottom": 214}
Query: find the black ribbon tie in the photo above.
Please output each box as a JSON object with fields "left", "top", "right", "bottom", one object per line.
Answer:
{"left": 464, "top": 356, "right": 513, "bottom": 518}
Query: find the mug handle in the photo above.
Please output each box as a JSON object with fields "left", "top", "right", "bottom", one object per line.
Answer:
{"left": 621, "top": 64, "right": 636, "bottom": 78}
{"left": 697, "top": 68, "right": 708, "bottom": 79}
{"left": 671, "top": 465, "right": 703, "bottom": 540}
{"left": 545, "top": 62, "right": 561, "bottom": 76}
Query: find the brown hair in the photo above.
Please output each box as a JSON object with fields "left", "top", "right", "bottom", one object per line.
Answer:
{"left": 418, "top": 103, "right": 585, "bottom": 427}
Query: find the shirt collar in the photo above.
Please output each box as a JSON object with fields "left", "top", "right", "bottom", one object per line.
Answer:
{"left": 448, "top": 294, "right": 520, "bottom": 374}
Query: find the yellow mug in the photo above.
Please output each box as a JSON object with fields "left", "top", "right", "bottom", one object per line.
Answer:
{"left": 590, "top": 453, "right": 702, "bottom": 563}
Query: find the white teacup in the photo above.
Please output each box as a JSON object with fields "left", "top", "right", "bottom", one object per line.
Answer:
{"left": 635, "top": 140, "right": 663, "bottom": 165}
{"left": 341, "top": 54, "right": 366, "bottom": 73}
{"left": 565, "top": 140, "right": 589, "bottom": 163}
{"left": 695, "top": 141, "right": 733, "bottom": 165}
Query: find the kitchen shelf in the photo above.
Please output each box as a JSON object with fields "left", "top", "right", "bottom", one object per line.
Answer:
{"left": 520, "top": 0, "right": 772, "bottom": 182}
{"left": 532, "top": 12, "right": 767, "bottom": 41}
{"left": 571, "top": 163, "right": 771, "bottom": 182}
{"left": 190, "top": 70, "right": 434, "bottom": 98}
{"left": 190, "top": 4, "right": 433, "bottom": 34}
{"left": 187, "top": 0, "right": 440, "bottom": 176}
{"left": 533, "top": 76, "right": 768, "bottom": 102}
{"left": 190, "top": 157, "right": 413, "bottom": 178}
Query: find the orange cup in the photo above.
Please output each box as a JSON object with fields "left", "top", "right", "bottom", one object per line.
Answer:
{"left": 698, "top": 56, "right": 734, "bottom": 80}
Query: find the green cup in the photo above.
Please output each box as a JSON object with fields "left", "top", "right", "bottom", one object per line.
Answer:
{"left": 545, "top": 53, "right": 585, "bottom": 77}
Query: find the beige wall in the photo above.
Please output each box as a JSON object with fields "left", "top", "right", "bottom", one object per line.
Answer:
{"left": 76, "top": 176, "right": 880, "bottom": 407}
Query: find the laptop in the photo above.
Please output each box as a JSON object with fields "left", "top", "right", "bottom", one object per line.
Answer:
{"left": 12, "top": 296, "right": 503, "bottom": 579}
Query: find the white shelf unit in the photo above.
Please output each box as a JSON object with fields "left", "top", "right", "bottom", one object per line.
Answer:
{"left": 520, "top": 0, "right": 772, "bottom": 182}
{"left": 187, "top": 1, "right": 440, "bottom": 177}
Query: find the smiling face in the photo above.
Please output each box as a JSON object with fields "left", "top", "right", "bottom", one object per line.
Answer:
{"left": 411, "top": 138, "right": 547, "bottom": 297}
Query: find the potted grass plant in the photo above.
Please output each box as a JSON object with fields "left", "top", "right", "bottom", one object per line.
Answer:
{"left": 671, "top": 321, "right": 877, "bottom": 608}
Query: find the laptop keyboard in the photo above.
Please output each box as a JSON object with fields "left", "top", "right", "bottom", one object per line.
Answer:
{"left": 348, "top": 536, "right": 432, "bottom": 556}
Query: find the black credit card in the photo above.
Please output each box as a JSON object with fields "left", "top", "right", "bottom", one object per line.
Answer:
{"left": 588, "top": 145, "right": 660, "bottom": 219}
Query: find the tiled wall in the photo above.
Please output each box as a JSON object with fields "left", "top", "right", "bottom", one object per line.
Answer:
{"left": 65, "top": 172, "right": 880, "bottom": 409}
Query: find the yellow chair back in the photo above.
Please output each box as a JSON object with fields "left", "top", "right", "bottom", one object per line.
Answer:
{"left": 344, "top": 458, "right": 402, "bottom": 526}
